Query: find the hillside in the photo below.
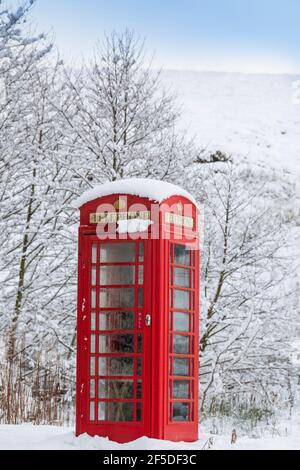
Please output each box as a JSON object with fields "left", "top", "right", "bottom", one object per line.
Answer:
{"left": 162, "top": 71, "right": 300, "bottom": 173}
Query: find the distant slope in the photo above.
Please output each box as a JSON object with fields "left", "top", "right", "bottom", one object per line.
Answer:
{"left": 161, "top": 71, "right": 300, "bottom": 173}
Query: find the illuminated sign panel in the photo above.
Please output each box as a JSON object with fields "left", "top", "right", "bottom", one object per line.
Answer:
{"left": 89, "top": 210, "right": 151, "bottom": 224}
{"left": 90, "top": 210, "right": 194, "bottom": 229}
{"left": 165, "top": 212, "right": 194, "bottom": 229}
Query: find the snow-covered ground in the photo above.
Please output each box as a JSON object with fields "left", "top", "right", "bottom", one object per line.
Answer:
{"left": 0, "top": 422, "right": 299, "bottom": 450}
{"left": 162, "top": 70, "right": 300, "bottom": 173}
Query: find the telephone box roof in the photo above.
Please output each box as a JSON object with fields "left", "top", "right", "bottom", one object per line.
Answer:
{"left": 74, "top": 178, "right": 198, "bottom": 208}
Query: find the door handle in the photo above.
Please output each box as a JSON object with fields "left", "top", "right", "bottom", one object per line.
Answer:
{"left": 145, "top": 314, "right": 151, "bottom": 327}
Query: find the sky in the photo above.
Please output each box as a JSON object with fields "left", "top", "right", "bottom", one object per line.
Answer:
{"left": 18, "top": 0, "right": 300, "bottom": 73}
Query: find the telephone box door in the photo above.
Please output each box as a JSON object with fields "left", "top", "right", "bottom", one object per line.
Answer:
{"left": 78, "top": 237, "right": 152, "bottom": 441}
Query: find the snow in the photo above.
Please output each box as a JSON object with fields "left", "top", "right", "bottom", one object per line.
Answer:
{"left": 74, "top": 178, "right": 198, "bottom": 209}
{"left": 161, "top": 70, "right": 300, "bottom": 174}
{"left": 117, "top": 218, "right": 153, "bottom": 234}
{"left": 0, "top": 424, "right": 299, "bottom": 450}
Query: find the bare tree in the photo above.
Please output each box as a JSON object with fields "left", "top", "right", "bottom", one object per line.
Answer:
{"left": 59, "top": 30, "right": 195, "bottom": 184}
{"left": 187, "top": 159, "right": 298, "bottom": 414}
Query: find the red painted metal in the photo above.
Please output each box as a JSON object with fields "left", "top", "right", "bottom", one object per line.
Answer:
{"left": 76, "top": 191, "right": 199, "bottom": 442}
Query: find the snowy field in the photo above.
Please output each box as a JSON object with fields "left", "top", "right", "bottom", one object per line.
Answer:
{"left": 0, "top": 423, "right": 299, "bottom": 450}
{"left": 162, "top": 70, "right": 300, "bottom": 173}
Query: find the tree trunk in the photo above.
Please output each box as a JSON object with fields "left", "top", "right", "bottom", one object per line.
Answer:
{"left": 6, "top": 167, "right": 36, "bottom": 363}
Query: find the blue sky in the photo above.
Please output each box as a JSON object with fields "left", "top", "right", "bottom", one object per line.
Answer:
{"left": 23, "top": 0, "right": 300, "bottom": 73}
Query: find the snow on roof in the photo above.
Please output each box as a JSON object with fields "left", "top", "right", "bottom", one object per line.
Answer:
{"left": 74, "top": 178, "right": 198, "bottom": 208}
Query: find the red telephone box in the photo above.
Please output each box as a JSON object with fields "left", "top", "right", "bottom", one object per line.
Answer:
{"left": 75, "top": 179, "right": 199, "bottom": 443}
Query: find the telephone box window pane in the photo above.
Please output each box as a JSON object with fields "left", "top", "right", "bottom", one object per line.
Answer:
{"left": 91, "top": 312, "right": 96, "bottom": 330}
{"left": 138, "top": 242, "right": 144, "bottom": 262}
{"left": 91, "top": 289, "right": 96, "bottom": 308}
{"left": 174, "top": 244, "right": 191, "bottom": 266}
{"left": 172, "top": 358, "right": 190, "bottom": 376}
{"left": 100, "top": 402, "right": 134, "bottom": 422}
{"left": 99, "top": 334, "right": 134, "bottom": 353}
{"left": 109, "top": 402, "right": 134, "bottom": 422}
{"left": 90, "top": 334, "right": 96, "bottom": 353}
{"left": 136, "top": 403, "right": 142, "bottom": 422}
{"left": 90, "top": 357, "right": 95, "bottom": 376}
{"left": 98, "top": 379, "right": 134, "bottom": 399}
{"left": 137, "top": 380, "right": 142, "bottom": 399}
{"left": 170, "top": 244, "right": 173, "bottom": 262}
{"left": 92, "top": 244, "right": 97, "bottom": 264}
{"left": 172, "top": 380, "right": 190, "bottom": 399}
{"left": 99, "top": 357, "right": 134, "bottom": 376}
{"left": 99, "top": 311, "right": 134, "bottom": 330}
{"left": 174, "top": 268, "right": 190, "bottom": 287}
{"left": 174, "top": 289, "right": 189, "bottom": 309}
{"left": 191, "top": 291, "right": 195, "bottom": 311}
{"left": 173, "top": 312, "right": 189, "bottom": 332}
{"left": 173, "top": 335, "right": 189, "bottom": 354}
{"left": 138, "top": 288, "right": 143, "bottom": 307}
{"left": 137, "top": 357, "right": 142, "bottom": 376}
{"left": 191, "top": 250, "right": 195, "bottom": 267}
{"left": 100, "top": 243, "right": 135, "bottom": 263}
{"left": 138, "top": 265, "right": 144, "bottom": 285}
{"left": 172, "top": 402, "right": 190, "bottom": 422}
{"left": 138, "top": 334, "right": 142, "bottom": 353}
{"left": 98, "top": 402, "right": 106, "bottom": 421}
{"left": 90, "top": 379, "right": 95, "bottom": 398}
{"left": 90, "top": 402, "right": 95, "bottom": 421}
{"left": 100, "top": 288, "right": 134, "bottom": 308}
{"left": 100, "top": 266, "right": 135, "bottom": 285}
{"left": 91, "top": 267, "right": 97, "bottom": 286}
